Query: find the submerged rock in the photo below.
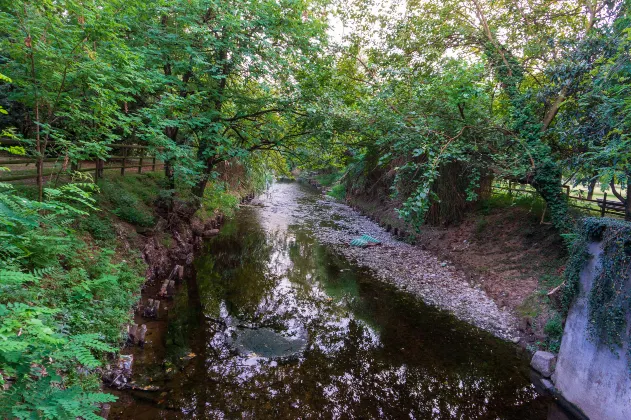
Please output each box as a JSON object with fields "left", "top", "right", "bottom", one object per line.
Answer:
{"left": 233, "top": 328, "right": 306, "bottom": 359}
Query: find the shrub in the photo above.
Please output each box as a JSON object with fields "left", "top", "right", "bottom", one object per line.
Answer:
{"left": 100, "top": 183, "right": 155, "bottom": 227}
{"left": 544, "top": 313, "right": 564, "bottom": 352}
{"left": 327, "top": 184, "right": 346, "bottom": 201}
{"left": 0, "top": 183, "right": 145, "bottom": 418}
{"left": 199, "top": 182, "right": 240, "bottom": 218}
{"left": 316, "top": 171, "right": 343, "bottom": 187}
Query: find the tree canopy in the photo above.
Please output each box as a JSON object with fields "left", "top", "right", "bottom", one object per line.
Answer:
{"left": 1, "top": 0, "right": 630, "bottom": 219}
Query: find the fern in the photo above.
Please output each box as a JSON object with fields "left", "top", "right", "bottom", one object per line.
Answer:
{"left": 0, "top": 183, "right": 137, "bottom": 418}
{"left": 0, "top": 270, "right": 39, "bottom": 285}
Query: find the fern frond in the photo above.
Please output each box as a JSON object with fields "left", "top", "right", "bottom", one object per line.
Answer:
{"left": 0, "top": 270, "right": 39, "bottom": 285}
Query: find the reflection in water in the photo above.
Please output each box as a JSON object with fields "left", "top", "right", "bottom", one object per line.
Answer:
{"left": 113, "top": 182, "right": 557, "bottom": 419}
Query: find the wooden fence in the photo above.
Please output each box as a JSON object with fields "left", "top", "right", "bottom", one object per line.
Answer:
{"left": 0, "top": 140, "right": 163, "bottom": 183}
{"left": 492, "top": 181, "right": 627, "bottom": 218}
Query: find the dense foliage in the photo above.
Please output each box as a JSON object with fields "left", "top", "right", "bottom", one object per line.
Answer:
{"left": 3, "top": 0, "right": 631, "bottom": 415}
{"left": 0, "top": 180, "right": 144, "bottom": 418}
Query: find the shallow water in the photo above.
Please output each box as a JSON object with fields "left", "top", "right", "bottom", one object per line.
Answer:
{"left": 111, "top": 182, "right": 568, "bottom": 419}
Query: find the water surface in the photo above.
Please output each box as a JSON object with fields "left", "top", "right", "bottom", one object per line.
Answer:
{"left": 112, "top": 182, "right": 562, "bottom": 419}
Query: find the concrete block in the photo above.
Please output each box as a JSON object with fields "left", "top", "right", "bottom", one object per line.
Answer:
{"left": 531, "top": 351, "right": 557, "bottom": 377}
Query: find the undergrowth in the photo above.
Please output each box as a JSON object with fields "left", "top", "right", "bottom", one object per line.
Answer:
{"left": 327, "top": 184, "right": 346, "bottom": 201}
{"left": 316, "top": 171, "right": 343, "bottom": 187}
{"left": 197, "top": 180, "right": 241, "bottom": 220}
{"left": 0, "top": 179, "right": 145, "bottom": 418}
{"left": 98, "top": 173, "right": 163, "bottom": 227}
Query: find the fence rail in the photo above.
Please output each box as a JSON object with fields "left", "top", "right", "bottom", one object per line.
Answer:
{"left": 0, "top": 141, "right": 163, "bottom": 183}
{"left": 492, "top": 181, "right": 627, "bottom": 218}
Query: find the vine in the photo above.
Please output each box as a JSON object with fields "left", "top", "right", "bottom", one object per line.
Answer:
{"left": 483, "top": 41, "right": 573, "bottom": 234}
{"left": 563, "top": 218, "right": 631, "bottom": 355}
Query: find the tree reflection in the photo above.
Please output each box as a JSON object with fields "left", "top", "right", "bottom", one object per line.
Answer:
{"left": 129, "top": 183, "right": 551, "bottom": 419}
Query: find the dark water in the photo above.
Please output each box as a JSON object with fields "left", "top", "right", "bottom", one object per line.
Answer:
{"left": 112, "top": 182, "right": 567, "bottom": 419}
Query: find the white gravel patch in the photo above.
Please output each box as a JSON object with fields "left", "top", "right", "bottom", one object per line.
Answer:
{"left": 303, "top": 196, "right": 519, "bottom": 341}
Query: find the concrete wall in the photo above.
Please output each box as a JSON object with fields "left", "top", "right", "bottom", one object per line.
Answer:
{"left": 553, "top": 241, "right": 631, "bottom": 420}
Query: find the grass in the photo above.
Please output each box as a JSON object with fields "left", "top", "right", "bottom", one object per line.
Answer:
{"left": 97, "top": 173, "right": 164, "bottom": 227}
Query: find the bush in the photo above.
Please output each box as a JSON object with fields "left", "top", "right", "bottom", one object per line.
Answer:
{"left": 0, "top": 183, "right": 145, "bottom": 418}
{"left": 199, "top": 182, "right": 240, "bottom": 218}
{"left": 327, "top": 183, "right": 346, "bottom": 201}
{"left": 544, "top": 313, "right": 564, "bottom": 352}
{"left": 316, "top": 171, "right": 343, "bottom": 187}
{"left": 113, "top": 201, "right": 155, "bottom": 227}
{"left": 100, "top": 183, "right": 155, "bottom": 227}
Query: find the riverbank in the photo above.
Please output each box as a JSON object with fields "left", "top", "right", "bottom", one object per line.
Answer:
{"left": 298, "top": 173, "right": 566, "bottom": 346}
{"left": 0, "top": 170, "right": 258, "bottom": 418}
{"left": 299, "top": 191, "right": 519, "bottom": 341}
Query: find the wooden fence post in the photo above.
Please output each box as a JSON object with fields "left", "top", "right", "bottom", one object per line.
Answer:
{"left": 121, "top": 147, "right": 127, "bottom": 176}
{"left": 508, "top": 180, "right": 512, "bottom": 196}
{"left": 138, "top": 149, "right": 143, "bottom": 174}
{"left": 94, "top": 159, "right": 99, "bottom": 182}
{"left": 152, "top": 156, "right": 156, "bottom": 172}
{"left": 601, "top": 192, "right": 607, "bottom": 217}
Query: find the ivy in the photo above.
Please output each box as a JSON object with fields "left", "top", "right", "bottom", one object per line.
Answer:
{"left": 563, "top": 218, "right": 631, "bottom": 356}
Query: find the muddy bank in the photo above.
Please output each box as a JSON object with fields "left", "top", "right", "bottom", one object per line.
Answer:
{"left": 334, "top": 183, "right": 566, "bottom": 346}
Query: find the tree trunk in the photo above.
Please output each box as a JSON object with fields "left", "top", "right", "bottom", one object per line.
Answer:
{"left": 164, "top": 159, "right": 175, "bottom": 190}
{"left": 34, "top": 102, "right": 43, "bottom": 201}
{"left": 191, "top": 159, "right": 214, "bottom": 201}
{"left": 531, "top": 160, "right": 571, "bottom": 233}
{"left": 163, "top": 127, "right": 178, "bottom": 190}
{"left": 587, "top": 178, "right": 598, "bottom": 200}
{"left": 626, "top": 178, "right": 631, "bottom": 222}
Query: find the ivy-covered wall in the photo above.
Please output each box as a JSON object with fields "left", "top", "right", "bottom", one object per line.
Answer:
{"left": 563, "top": 217, "right": 631, "bottom": 353}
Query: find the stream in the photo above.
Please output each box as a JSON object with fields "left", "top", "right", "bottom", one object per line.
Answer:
{"left": 111, "top": 181, "right": 572, "bottom": 419}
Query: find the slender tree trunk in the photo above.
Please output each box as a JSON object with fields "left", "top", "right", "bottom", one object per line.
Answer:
{"left": 164, "top": 127, "right": 178, "bottom": 190}
{"left": 587, "top": 178, "right": 598, "bottom": 200}
{"left": 27, "top": 35, "right": 43, "bottom": 201}
{"left": 626, "top": 178, "right": 631, "bottom": 222}
{"left": 35, "top": 103, "right": 43, "bottom": 201}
